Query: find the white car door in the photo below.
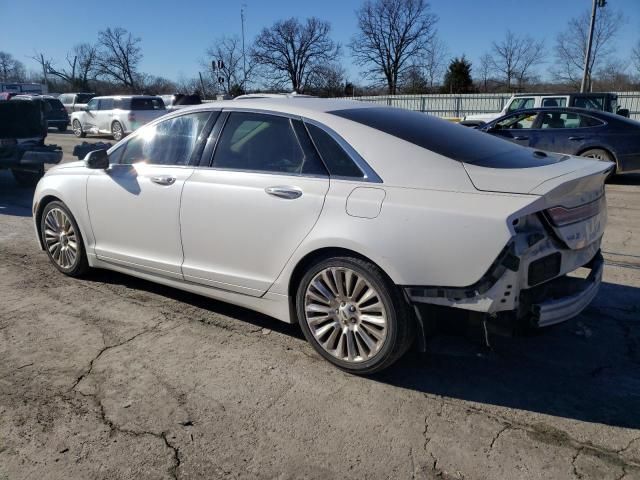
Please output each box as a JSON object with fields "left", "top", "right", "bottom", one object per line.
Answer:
{"left": 95, "top": 97, "right": 114, "bottom": 133}
{"left": 180, "top": 111, "right": 330, "bottom": 296}
{"left": 86, "top": 111, "right": 213, "bottom": 278}
{"left": 81, "top": 97, "right": 100, "bottom": 131}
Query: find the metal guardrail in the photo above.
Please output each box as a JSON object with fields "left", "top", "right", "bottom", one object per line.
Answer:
{"left": 340, "top": 92, "right": 640, "bottom": 120}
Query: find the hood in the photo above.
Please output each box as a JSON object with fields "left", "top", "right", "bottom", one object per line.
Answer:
{"left": 0, "top": 101, "right": 45, "bottom": 139}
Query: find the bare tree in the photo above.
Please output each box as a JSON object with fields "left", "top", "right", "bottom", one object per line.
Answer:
{"left": 32, "top": 43, "right": 98, "bottom": 90}
{"left": 632, "top": 39, "right": 640, "bottom": 76}
{"left": 477, "top": 53, "right": 493, "bottom": 92}
{"left": 96, "top": 27, "right": 142, "bottom": 90}
{"left": 422, "top": 36, "right": 448, "bottom": 88}
{"left": 0, "top": 51, "right": 26, "bottom": 82}
{"left": 553, "top": 8, "right": 624, "bottom": 89}
{"left": 307, "top": 63, "right": 346, "bottom": 97}
{"left": 252, "top": 17, "right": 340, "bottom": 93}
{"left": 490, "top": 30, "right": 545, "bottom": 91}
{"left": 205, "top": 36, "right": 255, "bottom": 95}
{"left": 350, "top": 0, "right": 438, "bottom": 94}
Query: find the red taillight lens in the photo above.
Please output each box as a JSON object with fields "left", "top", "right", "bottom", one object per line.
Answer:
{"left": 546, "top": 196, "right": 604, "bottom": 227}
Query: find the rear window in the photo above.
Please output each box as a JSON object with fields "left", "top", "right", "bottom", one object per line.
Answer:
{"left": 0, "top": 101, "right": 43, "bottom": 138}
{"left": 330, "top": 107, "right": 563, "bottom": 169}
{"left": 130, "top": 97, "right": 165, "bottom": 110}
{"left": 46, "top": 98, "right": 64, "bottom": 109}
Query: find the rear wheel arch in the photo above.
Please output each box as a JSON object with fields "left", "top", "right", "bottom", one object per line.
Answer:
{"left": 288, "top": 247, "right": 400, "bottom": 322}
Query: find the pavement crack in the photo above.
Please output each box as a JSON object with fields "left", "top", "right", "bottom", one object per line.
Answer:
{"left": 488, "top": 424, "right": 510, "bottom": 452}
{"left": 162, "top": 432, "right": 181, "bottom": 480}
{"left": 69, "top": 320, "right": 163, "bottom": 392}
{"left": 572, "top": 447, "right": 584, "bottom": 479}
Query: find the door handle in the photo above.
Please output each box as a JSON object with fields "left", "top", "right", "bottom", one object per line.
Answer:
{"left": 568, "top": 136, "right": 584, "bottom": 141}
{"left": 265, "top": 186, "right": 303, "bottom": 199}
{"left": 513, "top": 136, "right": 529, "bottom": 141}
{"left": 150, "top": 176, "right": 176, "bottom": 186}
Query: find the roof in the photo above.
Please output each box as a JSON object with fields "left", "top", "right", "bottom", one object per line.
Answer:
{"left": 93, "top": 95, "right": 162, "bottom": 100}
{"left": 513, "top": 92, "right": 617, "bottom": 98}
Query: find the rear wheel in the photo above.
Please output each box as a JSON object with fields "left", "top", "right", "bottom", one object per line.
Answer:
{"left": 580, "top": 148, "right": 617, "bottom": 177}
{"left": 296, "top": 256, "right": 414, "bottom": 374}
{"left": 11, "top": 166, "right": 44, "bottom": 187}
{"left": 72, "top": 120, "right": 86, "bottom": 138}
{"left": 40, "top": 201, "right": 89, "bottom": 277}
{"left": 111, "top": 121, "right": 124, "bottom": 141}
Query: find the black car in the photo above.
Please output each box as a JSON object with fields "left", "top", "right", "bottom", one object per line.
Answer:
{"left": 12, "top": 95, "right": 70, "bottom": 132}
{"left": 480, "top": 107, "right": 640, "bottom": 174}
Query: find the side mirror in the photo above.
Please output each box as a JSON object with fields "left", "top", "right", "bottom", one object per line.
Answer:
{"left": 617, "top": 108, "right": 630, "bottom": 118}
{"left": 85, "top": 149, "right": 109, "bottom": 169}
{"left": 83, "top": 106, "right": 90, "bottom": 112}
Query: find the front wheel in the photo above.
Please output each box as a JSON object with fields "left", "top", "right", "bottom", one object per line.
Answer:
{"left": 296, "top": 256, "right": 414, "bottom": 374}
{"left": 72, "top": 119, "right": 86, "bottom": 138}
{"left": 580, "top": 148, "right": 617, "bottom": 178}
{"left": 40, "top": 201, "right": 89, "bottom": 277}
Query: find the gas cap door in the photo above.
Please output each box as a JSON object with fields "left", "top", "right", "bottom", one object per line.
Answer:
{"left": 346, "top": 187, "right": 386, "bottom": 219}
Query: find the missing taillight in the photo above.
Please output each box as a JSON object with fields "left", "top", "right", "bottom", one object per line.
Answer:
{"left": 545, "top": 196, "right": 604, "bottom": 227}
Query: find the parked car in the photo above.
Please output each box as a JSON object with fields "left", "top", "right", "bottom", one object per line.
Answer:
{"left": 161, "top": 93, "right": 202, "bottom": 111}
{"left": 12, "top": 95, "right": 69, "bottom": 132}
{"left": 0, "top": 99, "right": 62, "bottom": 186}
{"left": 58, "top": 93, "right": 96, "bottom": 115}
{"left": 70, "top": 95, "right": 166, "bottom": 141}
{"left": 479, "top": 107, "right": 640, "bottom": 174}
{"left": 33, "top": 99, "right": 610, "bottom": 373}
{"left": 462, "top": 92, "right": 628, "bottom": 126}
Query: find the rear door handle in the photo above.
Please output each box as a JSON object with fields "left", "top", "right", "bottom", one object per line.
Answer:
{"left": 265, "top": 186, "right": 303, "bottom": 199}
{"left": 150, "top": 176, "right": 176, "bottom": 186}
{"left": 513, "top": 136, "right": 529, "bottom": 141}
{"left": 568, "top": 136, "right": 584, "bottom": 141}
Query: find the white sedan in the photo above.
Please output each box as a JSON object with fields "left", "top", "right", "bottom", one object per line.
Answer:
{"left": 33, "top": 99, "right": 611, "bottom": 374}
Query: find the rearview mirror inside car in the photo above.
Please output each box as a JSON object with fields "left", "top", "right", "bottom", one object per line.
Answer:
{"left": 85, "top": 149, "right": 109, "bottom": 169}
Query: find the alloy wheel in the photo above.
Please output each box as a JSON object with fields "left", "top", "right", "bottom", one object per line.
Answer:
{"left": 43, "top": 208, "right": 78, "bottom": 269}
{"left": 72, "top": 120, "right": 82, "bottom": 137}
{"left": 112, "top": 122, "right": 123, "bottom": 141}
{"left": 304, "top": 267, "right": 388, "bottom": 363}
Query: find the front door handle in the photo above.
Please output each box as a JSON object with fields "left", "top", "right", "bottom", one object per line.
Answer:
{"left": 513, "top": 135, "right": 529, "bottom": 141}
{"left": 265, "top": 186, "right": 303, "bottom": 199}
{"left": 568, "top": 136, "right": 584, "bottom": 141}
{"left": 150, "top": 176, "right": 176, "bottom": 186}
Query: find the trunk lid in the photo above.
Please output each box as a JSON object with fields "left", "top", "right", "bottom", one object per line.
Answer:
{"left": 463, "top": 155, "right": 612, "bottom": 250}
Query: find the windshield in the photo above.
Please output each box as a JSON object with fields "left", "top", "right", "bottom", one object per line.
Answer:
{"left": 46, "top": 98, "right": 64, "bottom": 109}
{"left": 330, "top": 107, "right": 563, "bottom": 168}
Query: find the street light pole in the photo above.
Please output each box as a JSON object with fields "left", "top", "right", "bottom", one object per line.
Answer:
{"left": 581, "top": 0, "right": 606, "bottom": 93}
{"left": 241, "top": 4, "right": 247, "bottom": 92}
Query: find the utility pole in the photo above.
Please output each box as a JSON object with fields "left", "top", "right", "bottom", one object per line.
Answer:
{"left": 581, "top": 0, "right": 606, "bottom": 92}
{"left": 198, "top": 72, "right": 206, "bottom": 99}
{"left": 241, "top": 4, "right": 247, "bottom": 92}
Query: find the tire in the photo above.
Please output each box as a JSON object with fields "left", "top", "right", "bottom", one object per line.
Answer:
{"left": 580, "top": 149, "right": 617, "bottom": 177}
{"left": 111, "top": 121, "right": 124, "bottom": 141}
{"left": 72, "top": 119, "right": 86, "bottom": 138}
{"left": 58, "top": 124, "right": 68, "bottom": 132}
{"left": 40, "top": 201, "right": 89, "bottom": 277}
{"left": 296, "top": 256, "right": 414, "bottom": 375}
{"left": 11, "top": 166, "right": 44, "bottom": 187}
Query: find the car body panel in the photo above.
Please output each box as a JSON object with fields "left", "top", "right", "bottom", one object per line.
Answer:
{"left": 34, "top": 99, "right": 609, "bottom": 329}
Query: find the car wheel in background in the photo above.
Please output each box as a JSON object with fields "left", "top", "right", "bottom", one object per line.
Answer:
{"left": 11, "top": 166, "right": 44, "bottom": 187}
{"left": 72, "top": 120, "right": 86, "bottom": 138}
{"left": 296, "top": 256, "right": 414, "bottom": 375}
{"left": 40, "top": 201, "right": 89, "bottom": 277}
{"left": 580, "top": 148, "right": 617, "bottom": 177}
{"left": 111, "top": 121, "right": 124, "bottom": 141}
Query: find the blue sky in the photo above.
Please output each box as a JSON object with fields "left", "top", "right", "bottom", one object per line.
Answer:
{"left": 1, "top": 0, "right": 638, "bottom": 84}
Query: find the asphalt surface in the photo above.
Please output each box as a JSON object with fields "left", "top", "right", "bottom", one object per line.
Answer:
{"left": 1, "top": 131, "right": 639, "bottom": 480}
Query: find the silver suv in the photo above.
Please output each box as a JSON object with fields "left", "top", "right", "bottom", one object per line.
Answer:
{"left": 70, "top": 95, "right": 166, "bottom": 141}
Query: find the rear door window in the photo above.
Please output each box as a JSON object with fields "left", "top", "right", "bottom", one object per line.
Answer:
{"left": 212, "top": 112, "right": 315, "bottom": 175}
{"left": 305, "top": 123, "right": 364, "bottom": 178}
{"left": 541, "top": 97, "right": 567, "bottom": 108}
{"left": 99, "top": 98, "right": 114, "bottom": 110}
{"left": 572, "top": 97, "right": 604, "bottom": 110}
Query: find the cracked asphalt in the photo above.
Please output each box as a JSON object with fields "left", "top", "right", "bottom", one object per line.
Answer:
{"left": 1, "top": 132, "right": 639, "bottom": 479}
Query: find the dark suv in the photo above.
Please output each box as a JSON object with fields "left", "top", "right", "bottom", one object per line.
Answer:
{"left": 13, "top": 95, "right": 70, "bottom": 132}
